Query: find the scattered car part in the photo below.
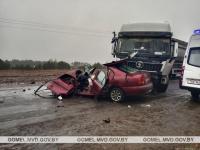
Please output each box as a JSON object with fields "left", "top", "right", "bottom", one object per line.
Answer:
{"left": 128, "top": 105, "right": 132, "bottom": 108}
{"left": 58, "top": 96, "right": 63, "bottom": 100}
{"left": 103, "top": 118, "right": 110, "bottom": 123}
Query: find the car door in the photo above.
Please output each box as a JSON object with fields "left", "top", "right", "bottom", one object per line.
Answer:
{"left": 47, "top": 78, "right": 75, "bottom": 96}
{"left": 90, "top": 70, "right": 107, "bottom": 95}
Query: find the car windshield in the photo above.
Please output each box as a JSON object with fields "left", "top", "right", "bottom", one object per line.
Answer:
{"left": 117, "top": 64, "right": 138, "bottom": 73}
{"left": 188, "top": 48, "right": 200, "bottom": 67}
{"left": 118, "top": 37, "right": 170, "bottom": 56}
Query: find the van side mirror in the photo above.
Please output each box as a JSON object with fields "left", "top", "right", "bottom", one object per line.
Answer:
{"left": 173, "top": 42, "right": 178, "bottom": 57}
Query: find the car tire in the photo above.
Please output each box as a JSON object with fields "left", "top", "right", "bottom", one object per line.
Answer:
{"left": 191, "top": 91, "right": 199, "bottom": 102}
{"left": 109, "top": 87, "right": 124, "bottom": 102}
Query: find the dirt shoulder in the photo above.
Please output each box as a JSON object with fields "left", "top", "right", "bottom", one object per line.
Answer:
{"left": 0, "top": 69, "right": 68, "bottom": 85}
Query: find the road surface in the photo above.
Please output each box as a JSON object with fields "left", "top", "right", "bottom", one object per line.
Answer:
{"left": 0, "top": 80, "right": 200, "bottom": 150}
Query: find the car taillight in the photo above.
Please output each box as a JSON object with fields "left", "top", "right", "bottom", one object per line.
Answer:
{"left": 138, "top": 74, "right": 145, "bottom": 86}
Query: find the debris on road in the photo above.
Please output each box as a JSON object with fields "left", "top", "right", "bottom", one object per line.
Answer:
{"left": 57, "top": 100, "right": 64, "bottom": 107}
{"left": 22, "top": 89, "right": 26, "bottom": 92}
{"left": 128, "top": 105, "right": 132, "bottom": 108}
{"left": 58, "top": 96, "right": 63, "bottom": 100}
{"left": 57, "top": 96, "right": 64, "bottom": 107}
{"left": 30, "top": 81, "right": 36, "bottom": 84}
{"left": 141, "top": 104, "right": 151, "bottom": 108}
{"left": 103, "top": 118, "right": 110, "bottom": 123}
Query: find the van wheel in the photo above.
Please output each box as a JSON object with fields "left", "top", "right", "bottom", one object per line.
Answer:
{"left": 191, "top": 91, "right": 199, "bottom": 101}
{"left": 109, "top": 88, "right": 124, "bottom": 102}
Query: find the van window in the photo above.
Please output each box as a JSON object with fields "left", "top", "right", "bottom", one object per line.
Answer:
{"left": 188, "top": 48, "right": 200, "bottom": 67}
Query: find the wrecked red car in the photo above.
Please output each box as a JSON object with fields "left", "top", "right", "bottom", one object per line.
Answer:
{"left": 38, "top": 60, "right": 153, "bottom": 102}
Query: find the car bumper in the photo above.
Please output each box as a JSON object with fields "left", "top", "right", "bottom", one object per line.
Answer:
{"left": 180, "top": 85, "right": 200, "bottom": 92}
{"left": 122, "top": 83, "right": 153, "bottom": 95}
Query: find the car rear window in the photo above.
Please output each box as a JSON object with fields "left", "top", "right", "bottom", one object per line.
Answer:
{"left": 188, "top": 48, "right": 200, "bottom": 67}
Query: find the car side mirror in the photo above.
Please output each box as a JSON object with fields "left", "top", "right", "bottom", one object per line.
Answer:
{"left": 111, "top": 32, "right": 117, "bottom": 43}
{"left": 111, "top": 32, "right": 118, "bottom": 57}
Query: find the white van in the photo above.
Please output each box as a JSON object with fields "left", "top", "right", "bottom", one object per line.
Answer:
{"left": 180, "top": 29, "right": 200, "bottom": 101}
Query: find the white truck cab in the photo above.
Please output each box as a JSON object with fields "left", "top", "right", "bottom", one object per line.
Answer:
{"left": 180, "top": 29, "right": 200, "bottom": 101}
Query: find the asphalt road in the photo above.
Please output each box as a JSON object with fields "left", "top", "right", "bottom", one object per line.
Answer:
{"left": 0, "top": 80, "right": 200, "bottom": 150}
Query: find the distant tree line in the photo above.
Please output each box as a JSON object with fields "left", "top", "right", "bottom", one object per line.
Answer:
{"left": 0, "top": 59, "right": 104, "bottom": 70}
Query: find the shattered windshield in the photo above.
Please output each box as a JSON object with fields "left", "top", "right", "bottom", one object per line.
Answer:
{"left": 117, "top": 64, "right": 138, "bottom": 73}
{"left": 118, "top": 37, "right": 170, "bottom": 56}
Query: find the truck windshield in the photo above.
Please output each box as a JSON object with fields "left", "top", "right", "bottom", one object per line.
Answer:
{"left": 118, "top": 37, "right": 170, "bottom": 56}
{"left": 188, "top": 48, "right": 200, "bottom": 67}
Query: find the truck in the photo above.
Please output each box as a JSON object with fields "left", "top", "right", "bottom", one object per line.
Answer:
{"left": 111, "top": 22, "right": 184, "bottom": 92}
{"left": 170, "top": 38, "right": 187, "bottom": 78}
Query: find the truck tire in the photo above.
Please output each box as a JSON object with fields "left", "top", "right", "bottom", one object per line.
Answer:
{"left": 109, "top": 87, "right": 124, "bottom": 102}
{"left": 191, "top": 91, "right": 199, "bottom": 101}
{"left": 156, "top": 83, "right": 169, "bottom": 93}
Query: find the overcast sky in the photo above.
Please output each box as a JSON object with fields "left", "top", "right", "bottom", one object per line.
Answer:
{"left": 0, "top": 0, "right": 200, "bottom": 63}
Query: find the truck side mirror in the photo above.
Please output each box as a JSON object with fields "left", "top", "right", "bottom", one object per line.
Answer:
{"left": 111, "top": 32, "right": 117, "bottom": 43}
{"left": 111, "top": 31, "right": 118, "bottom": 57}
{"left": 174, "top": 42, "right": 178, "bottom": 57}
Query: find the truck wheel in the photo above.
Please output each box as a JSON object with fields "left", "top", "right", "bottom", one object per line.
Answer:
{"left": 191, "top": 91, "right": 199, "bottom": 101}
{"left": 109, "top": 88, "right": 124, "bottom": 102}
{"left": 157, "top": 83, "right": 169, "bottom": 93}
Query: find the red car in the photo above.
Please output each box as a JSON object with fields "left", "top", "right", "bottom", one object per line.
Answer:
{"left": 45, "top": 60, "right": 153, "bottom": 102}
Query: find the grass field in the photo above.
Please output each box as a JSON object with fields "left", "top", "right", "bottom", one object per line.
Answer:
{"left": 0, "top": 69, "right": 68, "bottom": 84}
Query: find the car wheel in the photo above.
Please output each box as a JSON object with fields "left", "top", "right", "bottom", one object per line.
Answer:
{"left": 109, "top": 88, "right": 124, "bottom": 102}
{"left": 191, "top": 91, "right": 199, "bottom": 102}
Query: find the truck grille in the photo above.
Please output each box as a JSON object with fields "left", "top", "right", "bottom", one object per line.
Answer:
{"left": 127, "top": 61, "right": 162, "bottom": 72}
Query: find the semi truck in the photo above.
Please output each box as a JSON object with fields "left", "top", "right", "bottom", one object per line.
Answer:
{"left": 111, "top": 22, "right": 186, "bottom": 92}
{"left": 170, "top": 38, "right": 187, "bottom": 78}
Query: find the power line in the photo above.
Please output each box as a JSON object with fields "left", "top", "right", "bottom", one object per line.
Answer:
{"left": 0, "top": 17, "right": 113, "bottom": 35}
{"left": 0, "top": 23, "right": 112, "bottom": 38}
